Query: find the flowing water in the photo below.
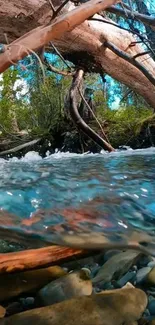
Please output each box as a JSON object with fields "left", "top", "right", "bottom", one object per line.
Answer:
{"left": 0, "top": 148, "right": 155, "bottom": 253}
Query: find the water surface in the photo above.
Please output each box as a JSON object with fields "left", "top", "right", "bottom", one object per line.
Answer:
{"left": 0, "top": 148, "right": 155, "bottom": 252}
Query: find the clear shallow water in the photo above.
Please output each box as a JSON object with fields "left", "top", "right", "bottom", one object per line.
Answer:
{"left": 0, "top": 148, "right": 155, "bottom": 252}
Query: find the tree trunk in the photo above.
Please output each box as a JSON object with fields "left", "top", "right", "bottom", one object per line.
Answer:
{"left": 0, "top": 0, "right": 155, "bottom": 108}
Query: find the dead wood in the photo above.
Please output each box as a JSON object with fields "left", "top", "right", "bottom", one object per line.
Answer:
{"left": 0, "top": 245, "right": 88, "bottom": 274}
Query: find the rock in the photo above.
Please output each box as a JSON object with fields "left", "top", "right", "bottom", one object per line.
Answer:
{"left": 103, "top": 250, "right": 122, "bottom": 263}
{"left": 123, "top": 282, "right": 135, "bottom": 289}
{"left": 148, "top": 300, "right": 155, "bottom": 315}
{"left": 146, "top": 267, "right": 155, "bottom": 286}
{"left": 0, "top": 306, "right": 5, "bottom": 319}
{"left": 93, "top": 250, "right": 142, "bottom": 286}
{"left": 115, "top": 271, "right": 136, "bottom": 288}
{"left": 19, "top": 297, "right": 35, "bottom": 310}
{"left": 149, "top": 320, "right": 155, "bottom": 325}
{"left": 97, "top": 281, "right": 114, "bottom": 290}
{"left": 147, "top": 289, "right": 155, "bottom": 297}
{"left": 0, "top": 288, "right": 147, "bottom": 325}
{"left": 0, "top": 266, "right": 67, "bottom": 302}
{"left": 36, "top": 269, "right": 92, "bottom": 306}
{"left": 137, "top": 256, "right": 153, "bottom": 268}
{"left": 62, "top": 255, "right": 99, "bottom": 271}
{"left": 148, "top": 259, "right": 155, "bottom": 268}
{"left": 6, "top": 302, "right": 23, "bottom": 317}
{"left": 136, "top": 267, "right": 152, "bottom": 284}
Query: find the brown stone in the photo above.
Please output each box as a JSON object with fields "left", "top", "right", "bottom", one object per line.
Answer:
{"left": 36, "top": 269, "right": 92, "bottom": 306}
{"left": 0, "top": 306, "right": 5, "bottom": 319}
{"left": 146, "top": 267, "right": 155, "bottom": 285}
{"left": 0, "top": 266, "right": 67, "bottom": 302}
{"left": 0, "top": 288, "right": 147, "bottom": 325}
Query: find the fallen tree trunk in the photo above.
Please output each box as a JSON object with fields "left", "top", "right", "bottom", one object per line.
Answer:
{"left": 0, "top": 0, "right": 119, "bottom": 73}
{"left": 0, "top": 0, "right": 155, "bottom": 107}
{"left": 0, "top": 245, "right": 88, "bottom": 274}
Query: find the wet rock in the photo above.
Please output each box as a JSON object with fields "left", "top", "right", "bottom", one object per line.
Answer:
{"left": 147, "top": 260, "right": 155, "bottom": 268}
{"left": 146, "top": 267, "right": 155, "bottom": 286}
{"left": 147, "top": 289, "right": 155, "bottom": 296}
{"left": 148, "top": 299, "right": 155, "bottom": 315}
{"left": 103, "top": 250, "right": 122, "bottom": 263}
{"left": 19, "top": 297, "right": 35, "bottom": 310}
{"left": 136, "top": 267, "right": 152, "bottom": 284}
{"left": 91, "top": 264, "right": 100, "bottom": 278}
{"left": 62, "top": 255, "right": 98, "bottom": 271}
{"left": 115, "top": 270, "right": 136, "bottom": 288}
{"left": 6, "top": 302, "right": 23, "bottom": 317}
{"left": 0, "top": 306, "right": 5, "bottom": 319}
{"left": 0, "top": 288, "right": 147, "bottom": 325}
{"left": 98, "top": 281, "right": 114, "bottom": 290}
{"left": 0, "top": 266, "right": 67, "bottom": 302}
{"left": 36, "top": 269, "right": 92, "bottom": 306}
{"left": 0, "top": 240, "right": 26, "bottom": 253}
{"left": 137, "top": 256, "right": 153, "bottom": 268}
{"left": 93, "top": 250, "right": 142, "bottom": 286}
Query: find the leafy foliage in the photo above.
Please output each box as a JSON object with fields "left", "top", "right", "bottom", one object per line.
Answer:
{"left": 0, "top": 59, "right": 154, "bottom": 153}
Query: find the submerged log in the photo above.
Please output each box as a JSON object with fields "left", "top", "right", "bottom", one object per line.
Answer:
{"left": 0, "top": 246, "right": 88, "bottom": 274}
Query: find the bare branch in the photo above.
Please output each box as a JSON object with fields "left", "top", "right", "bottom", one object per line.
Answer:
{"left": 78, "top": 88, "right": 110, "bottom": 144}
{"left": 0, "top": 139, "right": 41, "bottom": 156}
{"left": 104, "top": 41, "right": 155, "bottom": 87}
{"left": 53, "top": 0, "right": 70, "bottom": 18}
{"left": 48, "top": 0, "right": 56, "bottom": 14}
{"left": 44, "top": 58, "right": 74, "bottom": 76}
{"left": 49, "top": 42, "right": 72, "bottom": 70}
{"left": 69, "top": 69, "right": 115, "bottom": 152}
{"left": 133, "top": 51, "right": 151, "bottom": 59}
{"left": 106, "top": 5, "right": 155, "bottom": 28}
{"left": 89, "top": 17, "right": 155, "bottom": 59}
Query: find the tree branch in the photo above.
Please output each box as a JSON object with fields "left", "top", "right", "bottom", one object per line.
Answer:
{"left": 53, "top": 0, "right": 70, "bottom": 18}
{"left": 104, "top": 41, "right": 155, "bottom": 87}
{"left": 0, "top": 0, "right": 119, "bottom": 73}
{"left": 78, "top": 88, "right": 111, "bottom": 144}
{"left": 106, "top": 5, "right": 155, "bottom": 28}
{"left": 0, "top": 139, "right": 41, "bottom": 156}
{"left": 69, "top": 69, "right": 115, "bottom": 152}
{"left": 44, "top": 58, "right": 74, "bottom": 76}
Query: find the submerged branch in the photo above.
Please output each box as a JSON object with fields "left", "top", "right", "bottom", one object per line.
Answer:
{"left": 0, "top": 246, "right": 88, "bottom": 274}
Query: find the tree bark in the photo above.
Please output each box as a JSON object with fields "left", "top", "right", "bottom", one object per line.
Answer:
{"left": 0, "top": 0, "right": 155, "bottom": 108}
{"left": 0, "top": 245, "right": 88, "bottom": 274}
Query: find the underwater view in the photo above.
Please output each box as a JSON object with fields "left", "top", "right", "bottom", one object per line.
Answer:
{"left": 0, "top": 148, "right": 155, "bottom": 253}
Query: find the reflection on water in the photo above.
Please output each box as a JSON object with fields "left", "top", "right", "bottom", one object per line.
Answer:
{"left": 0, "top": 149, "right": 155, "bottom": 252}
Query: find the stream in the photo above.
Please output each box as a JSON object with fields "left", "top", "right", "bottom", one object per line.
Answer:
{"left": 0, "top": 148, "right": 155, "bottom": 252}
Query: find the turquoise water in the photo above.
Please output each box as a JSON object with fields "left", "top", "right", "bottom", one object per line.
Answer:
{"left": 0, "top": 148, "right": 155, "bottom": 251}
